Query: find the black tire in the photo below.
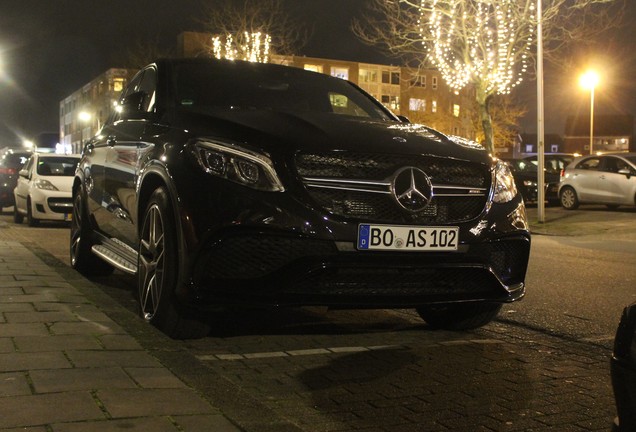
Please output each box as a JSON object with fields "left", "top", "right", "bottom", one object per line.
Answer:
{"left": 416, "top": 302, "right": 502, "bottom": 330}
{"left": 13, "top": 205, "right": 23, "bottom": 224}
{"left": 138, "top": 187, "right": 210, "bottom": 339}
{"left": 26, "top": 198, "right": 39, "bottom": 227}
{"left": 70, "top": 185, "right": 114, "bottom": 276}
{"left": 559, "top": 186, "right": 579, "bottom": 210}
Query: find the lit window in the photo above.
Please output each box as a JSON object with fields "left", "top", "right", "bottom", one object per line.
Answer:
{"left": 304, "top": 64, "right": 323, "bottom": 73}
{"left": 113, "top": 78, "right": 124, "bottom": 92}
{"left": 331, "top": 67, "right": 349, "bottom": 80}
{"left": 453, "top": 104, "right": 460, "bottom": 117}
{"left": 381, "top": 95, "right": 399, "bottom": 111}
{"left": 432, "top": 100, "right": 437, "bottom": 113}
{"left": 359, "top": 69, "right": 378, "bottom": 83}
{"left": 409, "top": 98, "right": 426, "bottom": 111}
{"left": 432, "top": 76, "right": 438, "bottom": 90}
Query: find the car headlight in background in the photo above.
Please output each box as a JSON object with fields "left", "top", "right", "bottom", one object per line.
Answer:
{"left": 493, "top": 160, "right": 518, "bottom": 203}
{"left": 523, "top": 180, "right": 537, "bottom": 187}
{"left": 195, "top": 140, "right": 284, "bottom": 192}
{"left": 34, "top": 179, "right": 59, "bottom": 191}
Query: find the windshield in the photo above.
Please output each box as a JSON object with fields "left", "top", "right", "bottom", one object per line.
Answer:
{"left": 624, "top": 155, "right": 636, "bottom": 165}
{"left": 37, "top": 157, "right": 79, "bottom": 176}
{"left": 174, "top": 63, "right": 392, "bottom": 120}
{"left": 508, "top": 160, "right": 537, "bottom": 173}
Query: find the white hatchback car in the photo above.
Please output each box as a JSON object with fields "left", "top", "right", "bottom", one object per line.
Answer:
{"left": 558, "top": 152, "right": 636, "bottom": 210}
{"left": 13, "top": 153, "right": 80, "bottom": 226}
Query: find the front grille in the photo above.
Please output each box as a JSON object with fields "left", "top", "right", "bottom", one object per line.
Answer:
{"left": 197, "top": 235, "right": 338, "bottom": 280}
{"left": 483, "top": 239, "right": 530, "bottom": 285}
{"left": 47, "top": 197, "right": 73, "bottom": 214}
{"left": 296, "top": 152, "right": 491, "bottom": 224}
{"left": 289, "top": 266, "right": 501, "bottom": 300}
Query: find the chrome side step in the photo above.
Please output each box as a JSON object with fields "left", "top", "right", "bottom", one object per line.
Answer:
{"left": 92, "top": 238, "right": 138, "bottom": 275}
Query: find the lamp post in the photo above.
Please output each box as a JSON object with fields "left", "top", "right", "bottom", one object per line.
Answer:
{"left": 579, "top": 70, "right": 599, "bottom": 155}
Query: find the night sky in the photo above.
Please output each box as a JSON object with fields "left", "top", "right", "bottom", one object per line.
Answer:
{"left": 0, "top": 0, "right": 634, "bottom": 146}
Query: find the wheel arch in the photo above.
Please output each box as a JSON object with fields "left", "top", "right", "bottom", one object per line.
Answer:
{"left": 137, "top": 165, "right": 193, "bottom": 302}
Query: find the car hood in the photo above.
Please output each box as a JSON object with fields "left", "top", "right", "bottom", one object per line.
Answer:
{"left": 177, "top": 108, "right": 491, "bottom": 165}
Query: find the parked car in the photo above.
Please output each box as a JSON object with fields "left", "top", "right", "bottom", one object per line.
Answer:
{"left": 521, "top": 153, "right": 575, "bottom": 175}
{"left": 558, "top": 153, "right": 636, "bottom": 210}
{"left": 0, "top": 149, "right": 31, "bottom": 209}
{"left": 13, "top": 152, "right": 80, "bottom": 226}
{"left": 504, "top": 158, "right": 562, "bottom": 205}
{"left": 71, "top": 58, "right": 531, "bottom": 339}
{"left": 611, "top": 302, "right": 636, "bottom": 431}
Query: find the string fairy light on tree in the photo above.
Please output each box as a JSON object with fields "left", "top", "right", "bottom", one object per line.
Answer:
{"left": 419, "top": 0, "right": 535, "bottom": 153}
{"left": 211, "top": 32, "right": 272, "bottom": 63}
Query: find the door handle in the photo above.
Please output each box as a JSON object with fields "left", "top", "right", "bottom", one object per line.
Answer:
{"left": 107, "top": 136, "right": 116, "bottom": 146}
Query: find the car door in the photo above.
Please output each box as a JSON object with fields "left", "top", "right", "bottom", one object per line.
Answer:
{"left": 99, "top": 66, "right": 158, "bottom": 247}
{"left": 598, "top": 156, "right": 636, "bottom": 205}
{"left": 14, "top": 155, "right": 35, "bottom": 213}
{"left": 571, "top": 156, "right": 604, "bottom": 202}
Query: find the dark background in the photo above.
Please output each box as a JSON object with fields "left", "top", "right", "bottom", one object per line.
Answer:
{"left": 0, "top": 0, "right": 634, "bottom": 146}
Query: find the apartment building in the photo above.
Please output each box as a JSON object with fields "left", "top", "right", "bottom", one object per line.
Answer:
{"left": 60, "top": 32, "right": 476, "bottom": 154}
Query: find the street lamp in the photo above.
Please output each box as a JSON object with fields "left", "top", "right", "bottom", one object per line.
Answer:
{"left": 579, "top": 70, "right": 599, "bottom": 155}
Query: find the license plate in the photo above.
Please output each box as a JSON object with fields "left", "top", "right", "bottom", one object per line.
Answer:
{"left": 357, "top": 224, "right": 459, "bottom": 251}
{"left": 64, "top": 213, "right": 72, "bottom": 221}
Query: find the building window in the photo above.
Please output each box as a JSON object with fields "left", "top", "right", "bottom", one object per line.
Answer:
{"left": 382, "top": 71, "right": 400, "bottom": 85}
{"left": 409, "top": 98, "right": 426, "bottom": 111}
{"left": 432, "top": 100, "right": 437, "bottom": 113}
{"left": 432, "top": 76, "right": 438, "bottom": 90}
{"left": 410, "top": 75, "right": 426, "bottom": 88}
{"left": 453, "top": 104, "right": 460, "bottom": 117}
{"left": 113, "top": 78, "right": 125, "bottom": 92}
{"left": 331, "top": 67, "right": 349, "bottom": 80}
{"left": 304, "top": 64, "right": 323, "bottom": 73}
{"left": 359, "top": 68, "right": 378, "bottom": 83}
{"left": 381, "top": 95, "right": 400, "bottom": 111}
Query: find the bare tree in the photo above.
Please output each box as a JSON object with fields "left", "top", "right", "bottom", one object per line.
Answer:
{"left": 198, "top": 0, "right": 310, "bottom": 60}
{"left": 112, "top": 36, "right": 175, "bottom": 71}
{"left": 354, "top": 0, "right": 622, "bottom": 154}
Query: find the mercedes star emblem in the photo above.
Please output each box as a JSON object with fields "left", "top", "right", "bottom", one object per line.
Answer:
{"left": 392, "top": 167, "right": 433, "bottom": 212}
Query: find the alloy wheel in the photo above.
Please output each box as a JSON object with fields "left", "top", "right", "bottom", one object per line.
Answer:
{"left": 139, "top": 204, "right": 165, "bottom": 321}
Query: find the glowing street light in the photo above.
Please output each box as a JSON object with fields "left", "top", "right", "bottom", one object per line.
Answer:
{"left": 579, "top": 70, "right": 599, "bottom": 155}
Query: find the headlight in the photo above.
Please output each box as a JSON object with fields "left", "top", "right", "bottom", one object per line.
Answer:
{"left": 493, "top": 160, "right": 517, "bottom": 203}
{"left": 34, "top": 179, "right": 59, "bottom": 191}
{"left": 195, "top": 140, "right": 284, "bottom": 192}
{"left": 523, "top": 180, "right": 537, "bottom": 187}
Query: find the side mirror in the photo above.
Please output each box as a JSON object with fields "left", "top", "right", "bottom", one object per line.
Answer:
{"left": 19, "top": 169, "right": 29, "bottom": 179}
{"left": 618, "top": 168, "right": 632, "bottom": 179}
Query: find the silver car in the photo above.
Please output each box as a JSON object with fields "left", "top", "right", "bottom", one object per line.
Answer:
{"left": 558, "top": 152, "right": 636, "bottom": 210}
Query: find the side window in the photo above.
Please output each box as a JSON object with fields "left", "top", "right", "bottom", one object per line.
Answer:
{"left": 137, "top": 68, "right": 157, "bottom": 112}
{"left": 600, "top": 157, "right": 620, "bottom": 173}
{"left": 22, "top": 156, "right": 34, "bottom": 174}
{"left": 116, "top": 67, "right": 156, "bottom": 119}
{"left": 577, "top": 157, "right": 600, "bottom": 170}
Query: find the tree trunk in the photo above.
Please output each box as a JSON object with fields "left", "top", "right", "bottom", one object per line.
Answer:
{"left": 476, "top": 87, "right": 494, "bottom": 155}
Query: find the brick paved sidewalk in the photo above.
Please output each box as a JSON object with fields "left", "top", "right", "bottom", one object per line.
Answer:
{"left": 0, "top": 240, "right": 241, "bottom": 431}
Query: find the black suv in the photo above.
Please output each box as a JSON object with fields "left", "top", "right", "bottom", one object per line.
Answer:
{"left": 71, "top": 58, "right": 530, "bottom": 338}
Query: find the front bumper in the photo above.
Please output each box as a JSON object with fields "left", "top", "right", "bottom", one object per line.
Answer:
{"left": 30, "top": 189, "right": 73, "bottom": 221}
{"left": 183, "top": 179, "right": 530, "bottom": 308}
